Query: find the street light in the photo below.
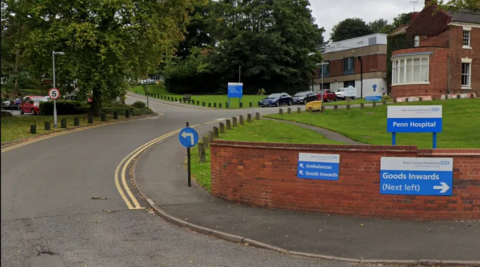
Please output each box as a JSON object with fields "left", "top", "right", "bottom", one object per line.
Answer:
{"left": 357, "top": 56, "right": 363, "bottom": 99}
{"left": 316, "top": 62, "right": 329, "bottom": 102}
{"left": 52, "top": 50, "right": 65, "bottom": 128}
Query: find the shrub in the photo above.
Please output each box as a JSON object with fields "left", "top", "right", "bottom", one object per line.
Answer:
{"left": 1, "top": 111, "right": 13, "bottom": 117}
{"left": 103, "top": 103, "right": 153, "bottom": 116}
{"left": 382, "top": 94, "right": 392, "bottom": 101}
{"left": 131, "top": 101, "right": 146, "bottom": 109}
{"left": 39, "top": 101, "right": 90, "bottom": 115}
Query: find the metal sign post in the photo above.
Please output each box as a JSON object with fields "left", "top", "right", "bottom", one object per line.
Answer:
{"left": 178, "top": 123, "right": 199, "bottom": 187}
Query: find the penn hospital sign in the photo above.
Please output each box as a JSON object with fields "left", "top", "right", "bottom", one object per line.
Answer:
{"left": 387, "top": 105, "right": 443, "bottom": 148}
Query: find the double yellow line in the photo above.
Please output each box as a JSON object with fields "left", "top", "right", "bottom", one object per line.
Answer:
{"left": 115, "top": 120, "right": 219, "bottom": 210}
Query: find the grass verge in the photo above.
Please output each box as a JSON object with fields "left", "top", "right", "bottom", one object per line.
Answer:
{"left": 266, "top": 98, "right": 480, "bottom": 149}
{"left": 190, "top": 119, "right": 344, "bottom": 191}
{"left": 322, "top": 98, "right": 392, "bottom": 106}
{"left": 2, "top": 114, "right": 131, "bottom": 143}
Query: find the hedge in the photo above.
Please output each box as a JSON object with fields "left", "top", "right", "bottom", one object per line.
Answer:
{"left": 39, "top": 101, "right": 90, "bottom": 115}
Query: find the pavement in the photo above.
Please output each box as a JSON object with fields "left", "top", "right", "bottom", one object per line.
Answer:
{"left": 133, "top": 100, "right": 480, "bottom": 263}
{"left": 2, "top": 93, "right": 386, "bottom": 267}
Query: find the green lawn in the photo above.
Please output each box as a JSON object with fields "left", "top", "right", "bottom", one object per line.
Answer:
{"left": 1, "top": 114, "right": 129, "bottom": 143}
{"left": 266, "top": 98, "right": 480, "bottom": 149}
{"left": 322, "top": 98, "right": 392, "bottom": 106}
{"left": 190, "top": 119, "right": 344, "bottom": 191}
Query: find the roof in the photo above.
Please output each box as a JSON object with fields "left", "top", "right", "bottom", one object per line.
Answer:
{"left": 389, "top": 25, "right": 409, "bottom": 37}
{"left": 448, "top": 10, "right": 480, "bottom": 24}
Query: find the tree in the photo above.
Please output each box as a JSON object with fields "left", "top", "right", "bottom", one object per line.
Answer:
{"left": 434, "top": 0, "right": 480, "bottom": 11}
{"left": 330, "top": 18, "right": 373, "bottom": 42}
{"left": 368, "top": 19, "right": 389, "bottom": 33}
{"left": 7, "top": 0, "right": 194, "bottom": 116}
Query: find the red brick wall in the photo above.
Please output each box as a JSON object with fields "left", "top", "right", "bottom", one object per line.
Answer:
{"left": 328, "top": 54, "right": 387, "bottom": 78}
{"left": 210, "top": 141, "right": 480, "bottom": 221}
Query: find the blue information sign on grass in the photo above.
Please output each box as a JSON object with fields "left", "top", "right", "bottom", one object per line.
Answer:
{"left": 387, "top": 105, "right": 443, "bottom": 133}
{"left": 228, "top": 83, "right": 243, "bottom": 98}
{"left": 366, "top": 95, "right": 381, "bottom": 102}
{"left": 297, "top": 153, "right": 340, "bottom": 180}
{"left": 380, "top": 157, "right": 453, "bottom": 196}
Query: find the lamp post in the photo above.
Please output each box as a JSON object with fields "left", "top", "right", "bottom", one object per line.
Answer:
{"left": 357, "top": 56, "right": 363, "bottom": 99}
{"left": 316, "top": 62, "right": 329, "bottom": 102}
{"left": 52, "top": 51, "right": 65, "bottom": 128}
{"left": 239, "top": 66, "right": 241, "bottom": 83}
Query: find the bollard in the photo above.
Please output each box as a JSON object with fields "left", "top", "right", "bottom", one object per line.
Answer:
{"left": 74, "top": 117, "right": 80, "bottom": 126}
{"left": 88, "top": 114, "right": 94, "bottom": 123}
{"left": 197, "top": 100, "right": 200, "bottom": 105}
{"left": 471, "top": 93, "right": 475, "bottom": 98}
{"left": 208, "top": 131, "right": 214, "bottom": 140}
{"left": 44, "top": 122, "right": 51, "bottom": 130}
{"left": 226, "top": 102, "right": 229, "bottom": 108}
{"left": 279, "top": 109, "right": 283, "bottom": 115}
{"left": 393, "top": 98, "right": 397, "bottom": 103}
{"left": 198, "top": 142, "right": 206, "bottom": 163}
{"left": 308, "top": 107, "right": 313, "bottom": 113}
{"left": 405, "top": 98, "right": 409, "bottom": 103}
{"left": 213, "top": 127, "right": 219, "bottom": 138}
{"left": 61, "top": 119, "right": 67, "bottom": 128}
{"left": 373, "top": 102, "right": 377, "bottom": 107}
{"left": 382, "top": 99, "right": 387, "bottom": 105}
{"left": 219, "top": 103, "right": 222, "bottom": 108}
{"left": 239, "top": 102, "right": 243, "bottom": 108}
{"left": 125, "top": 110, "right": 130, "bottom": 119}
{"left": 457, "top": 95, "right": 461, "bottom": 99}
{"left": 255, "top": 112, "right": 260, "bottom": 120}
{"left": 232, "top": 117, "right": 238, "bottom": 127}
{"left": 202, "top": 102, "right": 206, "bottom": 107}
{"left": 321, "top": 106, "right": 325, "bottom": 113}
{"left": 360, "top": 103, "right": 365, "bottom": 109}
{"left": 333, "top": 105, "right": 338, "bottom": 111}
{"left": 247, "top": 114, "right": 252, "bottom": 122}
{"left": 287, "top": 108, "right": 291, "bottom": 114}
{"left": 219, "top": 122, "right": 225, "bottom": 133}
{"left": 297, "top": 107, "right": 301, "bottom": 113}
{"left": 249, "top": 102, "right": 252, "bottom": 107}
{"left": 203, "top": 136, "right": 209, "bottom": 149}
{"left": 239, "top": 115, "right": 244, "bottom": 125}
{"left": 346, "top": 105, "right": 351, "bottom": 110}
{"left": 101, "top": 113, "right": 107, "bottom": 121}
{"left": 208, "top": 103, "right": 211, "bottom": 108}
{"left": 419, "top": 97, "right": 423, "bottom": 102}
{"left": 114, "top": 111, "right": 118, "bottom": 120}
{"left": 214, "top": 103, "right": 217, "bottom": 108}
{"left": 226, "top": 119, "right": 232, "bottom": 130}
{"left": 30, "top": 124, "right": 37, "bottom": 134}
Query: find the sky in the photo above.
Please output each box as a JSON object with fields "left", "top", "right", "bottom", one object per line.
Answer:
{"left": 309, "top": 0, "right": 426, "bottom": 41}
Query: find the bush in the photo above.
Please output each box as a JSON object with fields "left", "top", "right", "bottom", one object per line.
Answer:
{"left": 102, "top": 103, "right": 153, "bottom": 116}
{"left": 131, "top": 101, "right": 146, "bottom": 109}
{"left": 1, "top": 111, "right": 13, "bottom": 117}
{"left": 39, "top": 101, "right": 90, "bottom": 115}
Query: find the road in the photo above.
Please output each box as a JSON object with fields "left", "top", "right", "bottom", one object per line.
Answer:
{"left": 1, "top": 94, "right": 379, "bottom": 267}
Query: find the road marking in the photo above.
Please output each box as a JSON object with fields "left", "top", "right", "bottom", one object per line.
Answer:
{"left": 115, "top": 120, "right": 219, "bottom": 209}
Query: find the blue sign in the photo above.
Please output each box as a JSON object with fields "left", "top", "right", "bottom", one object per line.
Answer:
{"left": 373, "top": 84, "right": 377, "bottom": 92}
{"left": 366, "top": 95, "right": 382, "bottom": 102}
{"left": 228, "top": 83, "right": 243, "bottom": 98}
{"left": 297, "top": 153, "right": 340, "bottom": 180}
{"left": 179, "top": 127, "right": 199, "bottom": 148}
{"left": 380, "top": 157, "right": 453, "bottom": 196}
{"left": 387, "top": 106, "right": 443, "bottom": 133}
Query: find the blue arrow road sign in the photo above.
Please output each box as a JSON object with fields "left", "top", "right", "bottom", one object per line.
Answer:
{"left": 297, "top": 153, "right": 340, "bottom": 180}
{"left": 380, "top": 157, "right": 453, "bottom": 196}
{"left": 179, "top": 127, "right": 199, "bottom": 148}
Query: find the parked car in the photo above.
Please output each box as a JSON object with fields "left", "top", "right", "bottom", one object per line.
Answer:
{"left": 19, "top": 96, "right": 49, "bottom": 115}
{"left": 316, "top": 90, "right": 337, "bottom": 102}
{"left": 335, "top": 88, "right": 356, "bottom": 100}
{"left": 3, "top": 98, "right": 22, "bottom": 109}
{"left": 292, "top": 91, "right": 318, "bottom": 105}
{"left": 258, "top": 93, "right": 293, "bottom": 107}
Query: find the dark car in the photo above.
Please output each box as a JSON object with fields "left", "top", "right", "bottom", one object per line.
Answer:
{"left": 292, "top": 91, "right": 318, "bottom": 104}
{"left": 3, "top": 98, "right": 22, "bottom": 110}
{"left": 316, "top": 90, "right": 337, "bottom": 102}
{"left": 258, "top": 93, "right": 293, "bottom": 107}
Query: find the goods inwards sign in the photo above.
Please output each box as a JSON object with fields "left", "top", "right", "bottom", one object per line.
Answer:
{"left": 387, "top": 105, "right": 443, "bottom": 133}
{"left": 297, "top": 153, "right": 340, "bottom": 180}
{"left": 380, "top": 157, "right": 453, "bottom": 196}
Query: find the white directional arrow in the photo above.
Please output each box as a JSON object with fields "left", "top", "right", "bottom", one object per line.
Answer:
{"left": 181, "top": 131, "right": 195, "bottom": 146}
{"left": 434, "top": 182, "right": 450, "bottom": 193}
{"left": 300, "top": 163, "right": 304, "bottom": 168}
{"left": 299, "top": 170, "right": 304, "bottom": 175}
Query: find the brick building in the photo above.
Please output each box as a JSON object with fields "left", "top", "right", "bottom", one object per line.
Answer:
{"left": 390, "top": 1, "right": 480, "bottom": 98}
{"left": 315, "top": 33, "right": 388, "bottom": 98}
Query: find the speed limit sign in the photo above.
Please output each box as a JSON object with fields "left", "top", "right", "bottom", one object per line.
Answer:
{"left": 48, "top": 88, "right": 61, "bottom": 100}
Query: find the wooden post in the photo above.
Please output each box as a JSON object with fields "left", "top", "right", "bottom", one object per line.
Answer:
{"left": 297, "top": 107, "right": 301, "bottom": 113}
{"left": 208, "top": 131, "right": 214, "bottom": 140}
{"left": 198, "top": 142, "right": 206, "bottom": 163}
{"left": 226, "top": 120, "right": 232, "bottom": 130}
{"left": 213, "top": 127, "right": 219, "bottom": 138}
{"left": 114, "top": 111, "right": 118, "bottom": 120}
{"left": 287, "top": 108, "right": 291, "bottom": 114}
{"left": 255, "top": 112, "right": 260, "bottom": 120}
{"left": 393, "top": 98, "right": 397, "bottom": 103}
{"left": 101, "top": 113, "right": 107, "bottom": 121}
{"left": 219, "top": 122, "right": 225, "bottom": 133}
{"left": 405, "top": 98, "right": 409, "bottom": 103}
{"left": 419, "top": 97, "right": 423, "bottom": 102}
{"left": 125, "top": 110, "right": 130, "bottom": 119}
{"left": 239, "top": 102, "right": 243, "bottom": 108}
{"left": 457, "top": 95, "right": 461, "bottom": 99}
{"left": 360, "top": 103, "right": 365, "bottom": 109}
{"left": 239, "top": 115, "right": 244, "bottom": 125}
{"left": 203, "top": 136, "right": 209, "bottom": 149}
{"left": 232, "top": 117, "right": 237, "bottom": 127}
{"left": 382, "top": 99, "right": 387, "bottom": 105}
{"left": 219, "top": 103, "right": 222, "bottom": 108}
{"left": 373, "top": 102, "right": 377, "bottom": 107}
{"left": 308, "top": 107, "right": 313, "bottom": 113}
{"left": 346, "top": 105, "right": 350, "bottom": 110}
{"left": 30, "top": 125, "right": 37, "bottom": 134}
{"left": 249, "top": 102, "right": 252, "bottom": 107}
{"left": 213, "top": 103, "right": 217, "bottom": 108}
{"left": 208, "top": 103, "right": 211, "bottom": 108}
{"left": 44, "top": 122, "right": 51, "bottom": 130}
{"left": 202, "top": 102, "right": 206, "bottom": 107}
{"left": 89, "top": 114, "right": 94, "bottom": 123}
{"left": 321, "top": 106, "right": 325, "bottom": 113}
{"left": 74, "top": 117, "right": 80, "bottom": 126}
{"left": 61, "top": 119, "right": 67, "bottom": 128}
{"left": 279, "top": 109, "right": 283, "bottom": 115}
{"left": 247, "top": 114, "right": 252, "bottom": 122}
{"left": 334, "top": 105, "right": 338, "bottom": 111}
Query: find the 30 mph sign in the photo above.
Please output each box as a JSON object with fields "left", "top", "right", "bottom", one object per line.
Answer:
{"left": 48, "top": 88, "right": 61, "bottom": 100}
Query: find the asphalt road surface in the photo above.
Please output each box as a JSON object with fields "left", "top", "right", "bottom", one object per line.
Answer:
{"left": 1, "top": 94, "right": 384, "bottom": 267}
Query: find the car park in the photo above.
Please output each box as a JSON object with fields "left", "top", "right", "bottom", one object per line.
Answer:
{"left": 316, "top": 89, "right": 337, "bottom": 102}
{"left": 258, "top": 93, "right": 293, "bottom": 107}
{"left": 19, "top": 96, "right": 49, "bottom": 115}
{"left": 292, "top": 91, "right": 318, "bottom": 104}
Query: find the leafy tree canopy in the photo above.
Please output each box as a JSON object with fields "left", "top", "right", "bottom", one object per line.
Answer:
{"left": 330, "top": 18, "right": 373, "bottom": 42}
{"left": 434, "top": 0, "right": 480, "bottom": 11}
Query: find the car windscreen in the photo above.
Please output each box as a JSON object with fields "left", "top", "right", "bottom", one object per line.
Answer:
{"left": 336, "top": 89, "right": 344, "bottom": 92}
{"left": 266, "top": 94, "right": 282, "bottom": 98}
{"left": 31, "top": 97, "right": 48, "bottom": 102}
{"left": 294, "top": 92, "right": 308, "bottom": 97}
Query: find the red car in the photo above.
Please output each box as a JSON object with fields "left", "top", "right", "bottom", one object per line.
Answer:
{"left": 316, "top": 90, "right": 337, "bottom": 102}
{"left": 20, "top": 96, "right": 49, "bottom": 115}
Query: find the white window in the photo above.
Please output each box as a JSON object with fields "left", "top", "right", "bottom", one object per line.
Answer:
{"left": 392, "top": 56, "right": 430, "bottom": 85}
{"left": 462, "top": 63, "right": 471, "bottom": 88}
{"left": 463, "top": 30, "right": 471, "bottom": 48}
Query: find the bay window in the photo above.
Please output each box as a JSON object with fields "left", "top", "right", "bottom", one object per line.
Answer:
{"left": 392, "top": 56, "right": 430, "bottom": 85}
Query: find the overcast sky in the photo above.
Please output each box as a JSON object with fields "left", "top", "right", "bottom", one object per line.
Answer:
{"left": 309, "top": 0, "right": 426, "bottom": 41}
